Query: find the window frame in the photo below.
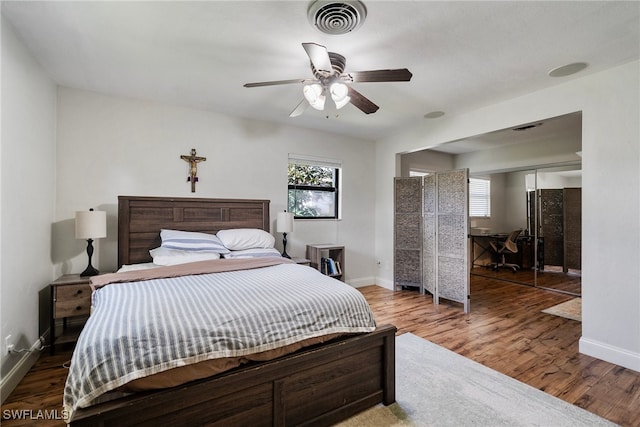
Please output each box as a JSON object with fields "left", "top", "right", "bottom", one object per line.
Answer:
{"left": 287, "top": 154, "right": 342, "bottom": 220}
{"left": 469, "top": 177, "right": 491, "bottom": 218}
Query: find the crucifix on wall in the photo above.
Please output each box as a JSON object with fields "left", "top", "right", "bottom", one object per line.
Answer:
{"left": 180, "top": 148, "right": 207, "bottom": 192}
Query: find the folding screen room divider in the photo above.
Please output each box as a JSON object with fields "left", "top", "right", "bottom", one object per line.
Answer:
{"left": 394, "top": 169, "right": 470, "bottom": 313}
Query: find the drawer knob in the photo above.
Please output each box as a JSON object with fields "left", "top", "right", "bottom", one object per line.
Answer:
{"left": 76, "top": 306, "right": 83, "bottom": 311}
{"left": 76, "top": 290, "right": 83, "bottom": 295}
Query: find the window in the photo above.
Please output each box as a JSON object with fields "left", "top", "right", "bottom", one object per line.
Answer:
{"left": 288, "top": 155, "right": 341, "bottom": 219}
{"left": 469, "top": 177, "right": 491, "bottom": 217}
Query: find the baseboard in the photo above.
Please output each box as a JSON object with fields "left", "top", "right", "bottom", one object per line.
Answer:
{"left": 0, "top": 335, "right": 44, "bottom": 404}
{"left": 1, "top": 348, "right": 40, "bottom": 403}
{"left": 579, "top": 336, "right": 640, "bottom": 373}
{"left": 346, "top": 276, "right": 377, "bottom": 288}
{"left": 373, "top": 276, "right": 394, "bottom": 290}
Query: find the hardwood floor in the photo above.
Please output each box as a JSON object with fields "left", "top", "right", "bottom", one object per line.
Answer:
{"left": 366, "top": 278, "right": 639, "bottom": 426}
{"left": 1, "top": 350, "right": 72, "bottom": 426}
{"left": 471, "top": 266, "right": 582, "bottom": 295}
{"left": 2, "top": 277, "right": 638, "bottom": 426}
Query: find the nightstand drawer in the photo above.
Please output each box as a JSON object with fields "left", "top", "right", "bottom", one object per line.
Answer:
{"left": 54, "top": 284, "right": 91, "bottom": 318}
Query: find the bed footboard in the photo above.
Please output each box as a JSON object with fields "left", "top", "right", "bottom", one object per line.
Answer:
{"left": 69, "top": 324, "right": 396, "bottom": 427}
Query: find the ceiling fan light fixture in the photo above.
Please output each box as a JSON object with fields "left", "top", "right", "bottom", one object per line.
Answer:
{"left": 244, "top": 42, "right": 410, "bottom": 117}
{"left": 330, "top": 82, "right": 350, "bottom": 109}
{"left": 303, "top": 83, "right": 326, "bottom": 110}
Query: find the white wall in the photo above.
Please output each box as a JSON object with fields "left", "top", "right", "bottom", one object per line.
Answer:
{"left": 502, "top": 170, "right": 531, "bottom": 232}
{"left": 400, "top": 149, "right": 454, "bottom": 176}
{"left": 0, "top": 16, "right": 57, "bottom": 391}
{"left": 55, "top": 87, "right": 377, "bottom": 286}
{"left": 537, "top": 171, "right": 582, "bottom": 189}
{"left": 375, "top": 61, "right": 640, "bottom": 371}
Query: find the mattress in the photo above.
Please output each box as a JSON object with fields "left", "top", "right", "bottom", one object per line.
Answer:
{"left": 63, "top": 257, "right": 376, "bottom": 418}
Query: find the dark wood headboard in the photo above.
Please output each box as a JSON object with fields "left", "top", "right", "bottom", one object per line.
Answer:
{"left": 118, "top": 196, "right": 270, "bottom": 267}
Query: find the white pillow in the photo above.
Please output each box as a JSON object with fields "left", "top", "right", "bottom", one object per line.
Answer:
{"left": 223, "top": 248, "right": 282, "bottom": 259}
{"left": 150, "top": 247, "right": 221, "bottom": 266}
{"left": 217, "top": 228, "right": 275, "bottom": 251}
{"left": 160, "top": 229, "right": 230, "bottom": 253}
{"left": 117, "top": 262, "right": 160, "bottom": 273}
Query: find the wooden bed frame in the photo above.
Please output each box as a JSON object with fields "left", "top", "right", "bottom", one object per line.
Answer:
{"left": 70, "top": 195, "right": 396, "bottom": 426}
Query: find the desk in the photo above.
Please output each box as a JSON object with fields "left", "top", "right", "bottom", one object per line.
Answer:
{"left": 470, "top": 233, "right": 506, "bottom": 268}
{"left": 470, "top": 233, "right": 544, "bottom": 270}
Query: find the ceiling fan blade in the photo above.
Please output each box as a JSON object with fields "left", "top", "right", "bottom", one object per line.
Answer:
{"left": 289, "top": 99, "right": 309, "bottom": 117}
{"left": 244, "top": 78, "right": 314, "bottom": 88}
{"left": 344, "top": 68, "right": 413, "bottom": 83}
{"left": 302, "top": 42, "right": 333, "bottom": 75}
{"left": 347, "top": 87, "right": 379, "bottom": 114}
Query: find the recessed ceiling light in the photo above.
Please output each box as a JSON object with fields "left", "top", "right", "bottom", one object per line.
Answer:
{"left": 548, "top": 62, "right": 588, "bottom": 77}
{"left": 424, "top": 111, "right": 445, "bottom": 119}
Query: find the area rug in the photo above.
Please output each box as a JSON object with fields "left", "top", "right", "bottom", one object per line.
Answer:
{"left": 338, "top": 333, "right": 612, "bottom": 426}
{"left": 542, "top": 297, "right": 582, "bottom": 322}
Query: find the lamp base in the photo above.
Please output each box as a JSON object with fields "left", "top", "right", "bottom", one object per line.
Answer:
{"left": 80, "top": 238, "right": 100, "bottom": 277}
{"left": 80, "top": 264, "right": 100, "bottom": 277}
{"left": 281, "top": 232, "right": 291, "bottom": 259}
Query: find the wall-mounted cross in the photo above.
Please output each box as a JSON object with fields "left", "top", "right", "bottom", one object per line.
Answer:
{"left": 180, "top": 148, "right": 206, "bottom": 192}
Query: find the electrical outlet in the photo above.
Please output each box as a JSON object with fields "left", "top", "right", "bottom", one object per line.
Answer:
{"left": 5, "top": 334, "right": 13, "bottom": 354}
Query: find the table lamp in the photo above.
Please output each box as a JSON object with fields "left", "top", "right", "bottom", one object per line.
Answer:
{"left": 276, "top": 211, "right": 294, "bottom": 259}
{"left": 75, "top": 208, "right": 107, "bottom": 276}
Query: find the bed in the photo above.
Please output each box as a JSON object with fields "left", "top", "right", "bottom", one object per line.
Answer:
{"left": 66, "top": 195, "right": 396, "bottom": 427}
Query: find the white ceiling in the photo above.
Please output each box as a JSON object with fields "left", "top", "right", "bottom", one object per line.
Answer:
{"left": 2, "top": 1, "right": 639, "bottom": 143}
{"left": 429, "top": 111, "right": 583, "bottom": 155}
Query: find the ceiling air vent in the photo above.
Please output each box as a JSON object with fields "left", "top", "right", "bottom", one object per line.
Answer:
{"left": 513, "top": 123, "right": 542, "bottom": 131}
{"left": 308, "top": 0, "right": 367, "bottom": 35}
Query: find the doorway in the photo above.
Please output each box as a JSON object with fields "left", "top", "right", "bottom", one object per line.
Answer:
{"left": 400, "top": 112, "right": 582, "bottom": 296}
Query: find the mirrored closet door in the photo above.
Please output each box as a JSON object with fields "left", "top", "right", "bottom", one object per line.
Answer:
{"left": 530, "top": 164, "right": 582, "bottom": 295}
{"left": 470, "top": 163, "right": 581, "bottom": 296}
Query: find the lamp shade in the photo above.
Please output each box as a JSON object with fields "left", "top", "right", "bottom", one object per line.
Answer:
{"left": 303, "top": 83, "right": 325, "bottom": 111}
{"left": 330, "top": 82, "right": 350, "bottom": 109}
{"left": 276, "top": 211, "right": 294, "bottom": 233}
{"left": 75, "top": 210, "right": 107, "bottom": 239}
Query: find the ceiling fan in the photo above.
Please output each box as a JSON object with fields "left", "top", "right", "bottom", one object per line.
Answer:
{"left": 243, "top": 42, "right": 412, "bottom": 117}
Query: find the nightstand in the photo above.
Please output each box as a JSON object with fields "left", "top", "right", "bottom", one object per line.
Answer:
{"left": 50, "top": 274, "right": 92, "bottom": 355}
{"left": 306, "top": 244, "right": 345, "bottom": 281}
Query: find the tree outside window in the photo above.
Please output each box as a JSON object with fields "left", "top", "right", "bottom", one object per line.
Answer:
{"left": 288, "top": 162, "right": 340, "bottom": 219}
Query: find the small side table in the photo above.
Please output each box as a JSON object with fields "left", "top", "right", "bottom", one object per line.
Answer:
{"left": 306, "top": 244, "right": 345, "bottom": 281}
{"left": 50, "top": 274, "right": 92, "bottom": 355}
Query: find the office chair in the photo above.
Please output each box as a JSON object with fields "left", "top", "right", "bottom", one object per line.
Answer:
{"left": 490, "top": 229, "right": 522, "bottom": 272}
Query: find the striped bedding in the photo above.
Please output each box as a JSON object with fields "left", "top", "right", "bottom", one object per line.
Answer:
{"left": 63, "top": 259, "right": 376, "bottom": 418}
